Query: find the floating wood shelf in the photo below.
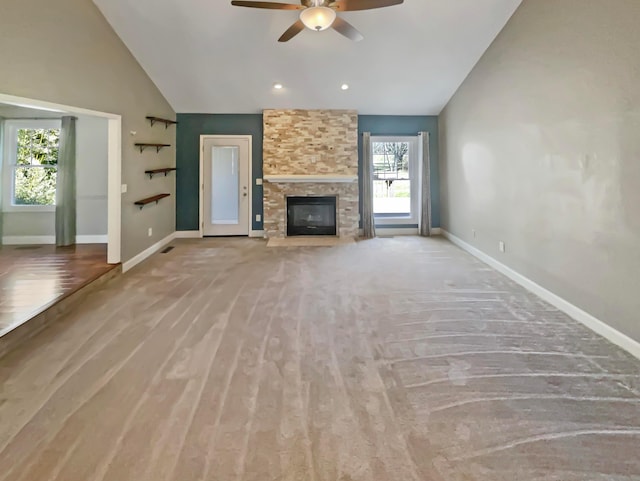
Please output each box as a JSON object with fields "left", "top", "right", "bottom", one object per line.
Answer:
{"left": 145, "top": 167, "right": 177, "bottom": 179}
{"left": 135, "top": 143, "right": 171, "bottom": 153}
{"left": 146, "top": 116, "right": 178, "bottom": 128}
{"left": 134, "top": 193, "right": 170, "bottom": 210}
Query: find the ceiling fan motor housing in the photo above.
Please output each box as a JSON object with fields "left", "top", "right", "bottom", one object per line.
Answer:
{"left": 300, "top": 6, "right": 337, "bottom": 31}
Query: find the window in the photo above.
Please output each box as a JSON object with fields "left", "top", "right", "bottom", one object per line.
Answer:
{"left": 371, "top": 136, "right": 420, "bottom": 224}
{"left": 2, "top": 120, "right": 60, "bottom": 211}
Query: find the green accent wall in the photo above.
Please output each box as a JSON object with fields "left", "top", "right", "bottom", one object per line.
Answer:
{"left": 176, "top": 113, "right": 439, "bottom": 232}
{"left": 176, "top": 114, "right": 263, "bottom": 231}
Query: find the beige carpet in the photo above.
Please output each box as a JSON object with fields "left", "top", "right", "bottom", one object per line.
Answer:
{"left": 0, "top": 236, "right": 639, "bottom": 481}
{"left": 267, "top": 236, "right": 355, "bottom": 247}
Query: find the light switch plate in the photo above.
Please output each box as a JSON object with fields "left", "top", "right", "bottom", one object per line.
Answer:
{"left": 256, "top": 178, "right": 263, "bottom": 186}
{"left": 121, "top": 184, "right": 127, "bottom": 193}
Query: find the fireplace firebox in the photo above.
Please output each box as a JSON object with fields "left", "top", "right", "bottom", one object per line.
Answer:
{"left": 287, "top": 196, "right": 337, "bottom": 236}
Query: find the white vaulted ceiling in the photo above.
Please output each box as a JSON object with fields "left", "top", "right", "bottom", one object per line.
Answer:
{"left": 93, "top": 0, "right": 522, "bottom": 114}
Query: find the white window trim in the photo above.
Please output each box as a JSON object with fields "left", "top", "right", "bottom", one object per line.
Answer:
{"left": 370, "top": 135, "right": 421, "bottom": 225}
{"left": 2, "top": 119, "right": 61, "bottom": 213}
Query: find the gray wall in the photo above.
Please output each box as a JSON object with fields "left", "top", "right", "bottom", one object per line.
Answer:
{"left": 0, "top": 0, "right": 176, "bottom": 261}
{"left": 439, "top": 0, "right": 640, "bottom": 341}
{"left": 76, "top": 116, "right": 108, "bottom": 236}
{"left": 1, "top": 115, "right": 109, "bottom": 239}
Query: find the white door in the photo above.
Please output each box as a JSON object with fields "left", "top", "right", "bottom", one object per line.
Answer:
{"left": 202, "top": 137, "right": 250, "bottom": 236}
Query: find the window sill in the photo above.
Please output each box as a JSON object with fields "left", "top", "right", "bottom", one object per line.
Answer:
{"left": 3, "top": 206, "right": 56, "bottom": 214}
{"left": 374, "top": 215, "right": 417, "bottom": 225}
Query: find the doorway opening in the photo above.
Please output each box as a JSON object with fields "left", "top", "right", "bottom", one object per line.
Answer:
{"left": 0, "top": 92, "right": 122, "bottom": 338}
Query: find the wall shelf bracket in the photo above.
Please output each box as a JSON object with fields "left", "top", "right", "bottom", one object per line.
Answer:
{"left": 145, "top": 168, "right": 177, "bottom": 179}
{"left": 134, "top": 193, "right": 171, "bottom": 210}
{"left": 135, "top": 143, "right": 171, "bottom": 153}
{"left": 146, "top": 116, "right": 178, "bottom": 129}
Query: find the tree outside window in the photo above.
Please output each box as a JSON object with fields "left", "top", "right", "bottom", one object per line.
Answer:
{"left": 13, "top": 128, "right": 59, "bottom": 205}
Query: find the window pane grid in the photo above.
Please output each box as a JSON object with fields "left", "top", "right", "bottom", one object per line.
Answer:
{"left": 16, "top": 129, "right": 59, "bottom": 166}
{"left": 12, "top": 128, "right": 60, "bottom": 206}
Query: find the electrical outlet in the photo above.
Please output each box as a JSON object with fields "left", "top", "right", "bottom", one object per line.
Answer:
{"left": 499, "top": 241, "right": 505, "bottom": 253}
{"left": 256, "top": 214, "right": 261, "bottom": 222}
{"left": 148, "top": 228, "right": 153, "bottom": 237}
{"left": 256, "top": 178, "right": 263, "bottom": 186}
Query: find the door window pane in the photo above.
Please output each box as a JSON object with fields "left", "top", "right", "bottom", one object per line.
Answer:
{"left": 211, "top": 146, "right": 240, "bottom": 225}
{"left": 372, "top": 141, "right": 411, "bottom": 216}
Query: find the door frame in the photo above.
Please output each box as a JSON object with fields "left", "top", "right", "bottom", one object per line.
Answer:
{"left": 199, "top": 135, "right": 253, "bottom": 238}
{"left": 0, "top": 92, "right": 122, "bottom": 264}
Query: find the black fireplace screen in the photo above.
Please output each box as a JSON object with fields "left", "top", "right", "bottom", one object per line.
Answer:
{"left": 287, "top": 196, "right": 337, "bottom": 236}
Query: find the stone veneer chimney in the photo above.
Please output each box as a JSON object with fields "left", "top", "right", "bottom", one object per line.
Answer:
{"left": 262, "top": 110, "right": 360, "bottom": 239}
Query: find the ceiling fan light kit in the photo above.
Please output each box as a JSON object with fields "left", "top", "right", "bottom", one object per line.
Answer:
{"left": 230, "top": 0, "right": 404, "bottom": 42}
{"left": 299, "top": 6, "right": 337, "bottom": 31}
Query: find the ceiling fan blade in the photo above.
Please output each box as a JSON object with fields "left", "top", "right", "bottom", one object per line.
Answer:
{"left": 278, "top": 19, "right": 306, "bottom": 42}
{"left": 231, "top": 1, "right": 305, "bottom": 10}
{"left": 330, "top": 0, "right": 403, "bottom": 11}
{"left": 331, "top": 16, "right": 364, "bottom": 41}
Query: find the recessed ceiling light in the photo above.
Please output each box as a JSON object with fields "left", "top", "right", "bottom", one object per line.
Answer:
{"left": 273, "top": 83, "right": 283, "bottom": 90}
{"left": 341, "top": 84, "right": 350, "bottom": 90}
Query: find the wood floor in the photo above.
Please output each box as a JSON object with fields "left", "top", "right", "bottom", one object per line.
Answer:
{"left": 0, "top": 244, "right": 115, "bottom": 337}
{"left": 0, "top": 237, "right": 639, "bottom": 481}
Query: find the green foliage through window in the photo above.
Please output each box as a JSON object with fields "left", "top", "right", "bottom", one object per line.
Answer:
{"left": 14, "top": 129, "right": 59, "bottom": 205}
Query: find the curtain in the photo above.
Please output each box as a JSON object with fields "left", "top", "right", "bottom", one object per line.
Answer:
{"left": 55, "top": 116, "right": 77, "bottom": 246}
{"left": 361, "top": 132, "right": 376, "bottom": 239}
{"left": 419, "top": 131, "right": 432, "bottom": 237}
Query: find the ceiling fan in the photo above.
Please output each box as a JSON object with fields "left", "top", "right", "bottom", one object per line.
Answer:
{"left": 230, "top": 0, "right": 404, "bottom": 42}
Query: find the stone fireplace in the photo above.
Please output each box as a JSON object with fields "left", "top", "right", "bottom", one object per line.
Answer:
{"left": 262, "top": 109, "right": 359, "bottom": 239}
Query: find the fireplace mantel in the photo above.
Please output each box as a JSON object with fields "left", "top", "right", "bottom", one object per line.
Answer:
{"left": 264, "top": 174, "right": 358, "bottom": 184}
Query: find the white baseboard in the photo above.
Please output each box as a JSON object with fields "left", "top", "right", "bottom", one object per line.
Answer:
{"left": 3, "top": 234, "right": 109, "bottom": 245}
{"left": 122, "top": 232, "right": 176, "bottom": 273}
{"left": 441, "top": 230, "right": 640, "bottom": 360}
{"left": 2, "top": 235, "right": 55, "bottom": 245}
{"left": 356, "top": 227, "right": 441, "bottom": 237}
{"left": 175, "top": 230, "right": 264, "bottom": 239}
{"left": 175, "top": 230, "right": 201, "bottom": 239}
{"left": 76, "top": 235, "right": 109, "bottom": 244}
